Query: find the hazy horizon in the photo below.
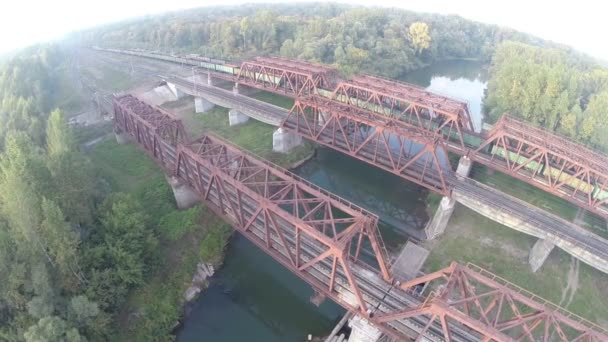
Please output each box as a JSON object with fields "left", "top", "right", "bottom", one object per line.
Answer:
{"left": 0, "top": 0, "right": 606, "bottom": 61}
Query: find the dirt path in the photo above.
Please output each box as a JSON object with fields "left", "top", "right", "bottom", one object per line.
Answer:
{"left": 559, "top": 256, "right": 580, "bottom": 308}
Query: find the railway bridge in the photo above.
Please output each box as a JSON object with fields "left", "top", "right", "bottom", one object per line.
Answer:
{"left": 113, "top": 94, "right": 607, "bottom": 342}
{"left": 160, "top": 75, "right": 608, "bottom": 274}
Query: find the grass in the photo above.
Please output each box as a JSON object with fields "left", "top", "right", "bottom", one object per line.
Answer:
{"left": 88, "top": 139, "right": 164, "bottom": 193}
{"left": 249, "top": 91, "right": 295, "bottom": 109}
{"left": 424, "top": 205, "right": 608, "bottom": 327}
{"left": 74, "top": 122, "right": 113, "bottom": 144}
{"left": 188, "top": 105, "right": 315, "bottom": 168}
{"left": 470, "top": 164, "right": 608, "bottom": 238}
{"left": 53, "top": 64, "right": 89, "bottom": 115}
{"left": 87, "top": 136, "right": 235, "bottom": 340}
{"left": 80, "top": 64, "right": 136, "bottom": 93}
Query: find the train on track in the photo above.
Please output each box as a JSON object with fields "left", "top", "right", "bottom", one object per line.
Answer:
{"left": 91, "top": 46, "right": 283, "bottom": 85}
{"left": 93, "top": 46, "right": 608, "bottom": 205}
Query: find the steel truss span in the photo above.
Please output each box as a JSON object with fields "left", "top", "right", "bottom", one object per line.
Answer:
{"left": 336, "top": 74, "right": 474, "bottom": 149}
{"left": 113, "top": 94, "right": 608, "bottom": 342}
{"left": 473, "top": 116, "right": 608, "bottom": 218}
{"left": 283, "top": 97, "right": 452, "bottom": 196}
{"left": 237, "top": 56, "right": 338, "bottom": 97}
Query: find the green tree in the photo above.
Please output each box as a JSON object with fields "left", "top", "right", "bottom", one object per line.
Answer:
{"left": 408, "top": 22, "right": 431, "bottom": 53}
{"left": 24, "top": 316, "right": 84, "bottom": 342}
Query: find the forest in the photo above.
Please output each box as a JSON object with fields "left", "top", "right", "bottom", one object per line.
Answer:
{"left": 484, "top": 41, "right": 608, "bottom": 150}
{"left": 0, "top": 44, "right": 232, "bottom": 340}
{"left": 1, "top": 3, "right": 608, "bottom": 342}
{"left": 75, "top": 3, "right": 556, "bottom": 78}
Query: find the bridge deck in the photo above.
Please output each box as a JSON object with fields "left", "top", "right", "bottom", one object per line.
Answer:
{"left": 166, "top": 77, "right": 608, "bottom": 272}
{"left": 113, "top": 93, "right": 607, "bottom": 342}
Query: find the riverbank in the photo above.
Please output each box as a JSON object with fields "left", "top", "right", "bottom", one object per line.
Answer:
{"left": 85, "top": 138, "right": 233, "bottom": 340}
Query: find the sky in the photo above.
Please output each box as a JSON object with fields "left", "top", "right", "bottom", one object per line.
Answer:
{"left": 0, "top": 0, "right": 605, "bottom": 60}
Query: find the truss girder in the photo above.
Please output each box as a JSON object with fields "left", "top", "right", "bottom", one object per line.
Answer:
{"left": 375, "top": 262, "right": 607, "bottom": 342}
{"left": 473, "top": 116, "right": 608, "bottom": 218}
{"left": 282, "top": 97, "right": 452, "bottom": 196}
{"left": 113, "top": 95, "right": 608, "bottom": 342}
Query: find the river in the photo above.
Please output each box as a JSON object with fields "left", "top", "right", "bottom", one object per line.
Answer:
{"left": 176, "top": 60, "right": 487, "bottom": 341}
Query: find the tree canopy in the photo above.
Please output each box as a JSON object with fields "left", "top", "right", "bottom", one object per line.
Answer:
{"left": 484, "top": 41, "right": 608, "bottom": 151}
{"left": 75, "top": 4, "right": 557, "bottom": 78}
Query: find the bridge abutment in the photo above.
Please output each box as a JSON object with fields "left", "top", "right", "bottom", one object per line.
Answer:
{"left": 167, "top": 82, "right": 185, "bottom": 100}
{"left": 195, "top": 97, "right": 216, "bottom": 113}
{"left": 425, "top": 196, "right": 456, "bottom": 239}
{"left": 347, "top": 315, "right": 383, "bottom": 342}
{"left": 273, "top": 128, "right": 302, "bottom": 153}
{"left": 233, "top": 83, "right": 261, "bottom": 96}
{"left": 425, "top": 156, "right": 472, "bottom": 239}
{"left": 529, "top": 238, "right": 555, "bottom": 272}
{"left": 228, "top": 109, "right": 250, "bottom": 126}
{"left": 456, "top": 155, "right": 472, "bottom": 180}
{"left": 114, "top": 128, "right": 130, "bottom": 144}
{"left": 166, "top": 175, "right": 199, "bottom": 209}
{"left": 319, "top": 111, "right": 330, "bottom": 126}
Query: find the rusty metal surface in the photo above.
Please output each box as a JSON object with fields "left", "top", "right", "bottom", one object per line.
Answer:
{"left": 283, "top": 97, "right": 452, "bottom": 196}
{"left": 378, "top": 262, "right": 608, "bottom": 342}
{"left": 113, "top": 94, "right": 608, "bottom": 342}
{"left": 472, "top": 116, "right": 608, "bottom": 218}
{"left": 340, "top": 74, "right": 473, "bottom": 149}
{"left": 237, "top": 58, "right": 336, "bottom": 97}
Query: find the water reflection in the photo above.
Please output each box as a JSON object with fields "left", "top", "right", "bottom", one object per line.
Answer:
{"left": 401, "top": 60, "right": 488, "bottom": 132}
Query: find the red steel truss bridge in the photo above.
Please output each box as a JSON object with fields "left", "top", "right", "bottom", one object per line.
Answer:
{"left": 113, "top": 94, "right": 608, "bottom": 342}
{"left": 98, "top": 47, "right": 608, "bottom": 219}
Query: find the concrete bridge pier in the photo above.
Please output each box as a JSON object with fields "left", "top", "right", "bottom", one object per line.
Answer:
{"left": 233, "top": 83, "right": 261, "bottom": 96}
{"left": 425, "top": 196, "right": 456, "bottom": 239}
{"left": 319, "top": 111, "right": 330, "bottom": 126}
{"left": 273, "top": 128, "right": 302, "bottom": 153}
{"left": 167, "top": 82, "right": 185, "bottom": 100}
{"left": 347, "top": 315, "right": 383, "bottom": 342}
{"left": 425, "top": 156, "right": 472, "bottom": 239}
{"left": 195, "top": 97, "right": 216, "bottom": 113}
{"left": 529, "top": 238, "right": 555, "bottom": 272}
{"left": 228, "top": 109, "right": 250, "bottom": 126}
{"left": 207, "top": 72, "right": 213, "bottom": 86}
{"left": 114, "top": 128, "right": 130, "bottom": 144}
{"left": 456, "top": 155, "right": 472, "bottom": 180}
{"left": 166, "top": 175, "right": 199, "bottom": 209}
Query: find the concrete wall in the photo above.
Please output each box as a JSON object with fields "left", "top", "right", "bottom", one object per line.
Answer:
{"left": 273, "top": 127, "right": 302, "bottom": 153}
{"left": 228, "top": 109, "right": 250, "bottom": 126}
{"left": 452, "top": 190, "right": 608, "bottom": 273}
{"left": 166, "top": 82, "right": 185, "bottom": 100}
{"left": 166, "top": 176, "right": 200, "bottom": 209}
{"left": 195, "top": 97, "right": 216, "bottom": 113}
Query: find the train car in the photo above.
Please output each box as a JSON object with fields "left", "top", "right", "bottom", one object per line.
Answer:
{"left": 487, "top": 145, "right": 608, "bottom": 200}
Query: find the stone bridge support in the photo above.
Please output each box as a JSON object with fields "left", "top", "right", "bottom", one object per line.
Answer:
{"left": 166, "top": 82, "right": 185, "bottom": 100}
{"left": 273, "top": 127, "right": 302, "bottom": 153}
{"left": 529, "top": 238, "right": 556, "bottom": 272}
{"left": 195, "top": 97, "right": 216, "bottom": 113}
{"left": 425, "top": 156, "right": 472, "bottom": 239}
{"left": 233, "top": 83, "right": 261, "bottom": 96}
{"left": 347, "top": 315, "right": 382, "bottom": 342}
{"left": 166, "top": 176, "right": 199, "bottom": 209}
{"left": 228, "top": 109, "right": 249, "bottom": 126}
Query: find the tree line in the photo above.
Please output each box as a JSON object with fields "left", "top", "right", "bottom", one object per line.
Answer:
{"left": 74, "top": 3, "right": 557, "bottom": 78}
{"left": 484, "top": 41, "right": 608, "bottom": 151}
{"left": 0, "top": 45, "right": 172, "bottom": 341}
